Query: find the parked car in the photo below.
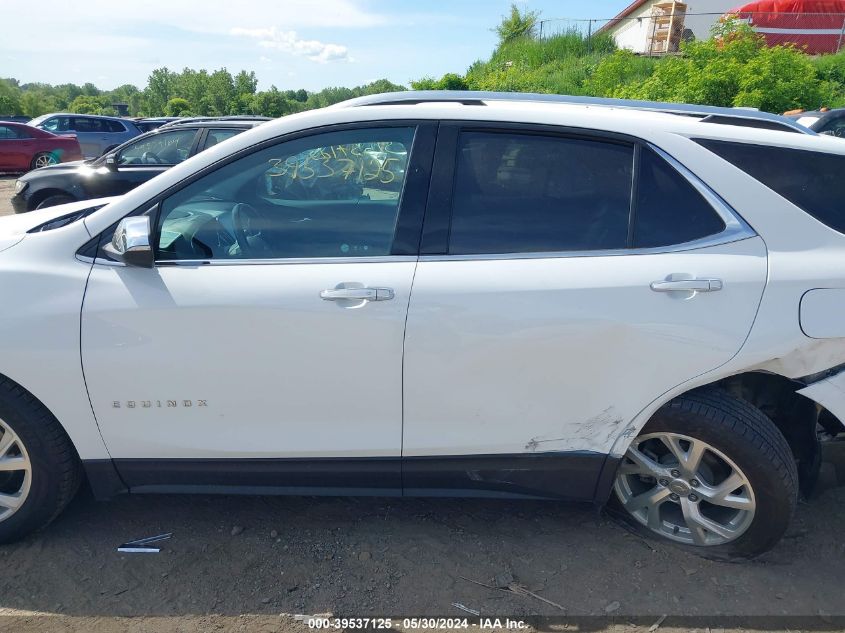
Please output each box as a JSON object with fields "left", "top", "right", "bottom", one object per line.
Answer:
{"left": 27, "top": 113, "right": 142, "bottom": 159}
{"left": 0, "top": 115, "right": 31, "bottom": 124}
{"left": 0, "top": 92, "right": 843, "bottom": 560}
{"left": 157, "top": 115, "right": 273, "bottom": 129}
{"left": 11, "top": 119, "right": 266, "bottom": 211}
{"left": 787, "top": 108, "right": 845, "bottom": 137}
{"left": 133, "top": 117, "right": 181, "bottom": 133}
{"left": 0, "top": 121, "right": 82, "bottom": 173}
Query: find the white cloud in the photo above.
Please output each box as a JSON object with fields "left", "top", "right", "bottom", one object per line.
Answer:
{"left": 232, "top": 27, "right": 349, "bottom": 63}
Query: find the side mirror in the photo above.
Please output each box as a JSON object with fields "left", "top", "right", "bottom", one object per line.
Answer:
{"left": 104, "top": 153, "right": 118, "bottom": 170}
{"left": 103, "top": 216, "right": 154, "bottom": 268}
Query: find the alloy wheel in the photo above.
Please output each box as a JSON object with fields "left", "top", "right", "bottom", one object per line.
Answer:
{"left": 34, "top": 153, "right": 57, "bottom": 168}
{"left": 0, "top": 418, "right": 32, "bottom": 523}
{"left": 614, "top": 432, "right": 756, "bottom": 546}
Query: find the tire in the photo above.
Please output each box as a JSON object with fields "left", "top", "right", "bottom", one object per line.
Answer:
{"left": 0, "top": 377, "right": 82, "bottom": 544}
{"left": 30, "top": 152, "right": 58, "bottom": 170}
{"left": 35, "top": 194, "right": 75, "bottom": 210}
{"left": 610, "top": 387, "right": 798, "bottom": 560}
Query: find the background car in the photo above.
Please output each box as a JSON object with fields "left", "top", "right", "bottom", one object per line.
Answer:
{"left": 0, "top": 121, "right": 82, "bottom": 173}
{"left": 133, "top": 117, "right": 181, "bottom": 132}
{"left": 27, "top": 113, "right": 142, "bottom": 158}
{"left": 787, "top": 108, "right": 845, "bottom": 137}
{"left": 11, "top": 118, "right": 266, "bottom": 211}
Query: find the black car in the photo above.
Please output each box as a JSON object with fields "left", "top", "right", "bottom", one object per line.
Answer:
{"left": 11, "top": 118, "right": 267, "bottom": 212}
{"left": 786, "top": 108, "right": 845, "bottom": 137}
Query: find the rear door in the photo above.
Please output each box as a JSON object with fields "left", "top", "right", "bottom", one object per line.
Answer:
{"left": 401, "top": 124, "right": 767, "bottom": 499}
{"left": 0, "top": 124, "right": 30, "bottom": 171}
{"left": 69, "top": 117, "right": 103, "bottom": 158}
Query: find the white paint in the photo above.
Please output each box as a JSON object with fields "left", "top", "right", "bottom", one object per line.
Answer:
{"left": 0, "top": 97, "right": 844, "bottom": 463}
{"left": 799, "top": 289, "right": 845, "bottom": 338}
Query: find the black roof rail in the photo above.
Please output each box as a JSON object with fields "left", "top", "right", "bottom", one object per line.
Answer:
{"left": 335, "top": 91, "right": 814, "bottom": 135}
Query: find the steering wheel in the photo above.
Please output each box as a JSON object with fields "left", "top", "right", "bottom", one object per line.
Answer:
{"left": 142, "top": 151, "right": 163, "bottom": 164}
{"left": 232, "top": 203, "right": 264, "bottom": 257}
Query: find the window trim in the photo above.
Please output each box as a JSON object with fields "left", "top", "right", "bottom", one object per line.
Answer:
{"left": 420, "top": 121, "right": 755, "bottom": 260}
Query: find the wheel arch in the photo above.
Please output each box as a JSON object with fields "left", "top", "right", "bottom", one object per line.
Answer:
{"left": 27, "top": 188, "right": 76, "bottom": 211}
{"left": 0, "top": 370, "right": 125, "bottom": 499}
{"left": 606, "top": 370, "right": 840, "bottom": 502}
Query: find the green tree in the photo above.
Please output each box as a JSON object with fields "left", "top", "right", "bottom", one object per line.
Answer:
{"left": 494, "top": 3, "right": 540, "bottom": 44}
{"left": 68, "top": 95, "right": 103, "bottom": 114}
{"left": 145, "top": 67, "right": 177, "bottom": 115}
{"left": 0, "top": 78, "right": 21, "bottom": 114}
{"left": 165, "top": 97, "right": 192, "bottom": 116}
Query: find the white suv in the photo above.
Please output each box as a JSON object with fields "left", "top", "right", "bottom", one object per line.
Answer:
{"left": 1, "top": 92, "right": 844, "bottom": 559}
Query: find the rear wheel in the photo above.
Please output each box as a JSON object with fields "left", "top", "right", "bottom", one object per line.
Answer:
{"left": 30, "top": 152, "right": 58, "bottom": 170}
{"left": 0, "top": 378, "right": 81, "bottom": 544}
{"left": 35, "top": 194, "right": 75, "bottom": 210}
{"left": 612, "top": 388, "right": 797, "bottom": 560}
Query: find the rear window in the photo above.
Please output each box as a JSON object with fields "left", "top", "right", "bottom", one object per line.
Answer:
{"left": 696, "top": 139, "right": 845, "bottom": 234}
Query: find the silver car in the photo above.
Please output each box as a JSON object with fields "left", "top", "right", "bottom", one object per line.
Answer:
{"left": 28, "top": 113, "right": 142, "bottom": 159}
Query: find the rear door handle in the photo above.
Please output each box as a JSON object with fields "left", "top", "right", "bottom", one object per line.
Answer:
{"left": 650, "top": 278, "right": 723, "bottom": 293}
{"left": 320, "top": 287, "right": 394, "bottom": 301}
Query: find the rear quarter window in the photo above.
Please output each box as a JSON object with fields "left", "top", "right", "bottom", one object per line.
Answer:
{"left": 696, "top": 139, "right": 845, "bottom": 234}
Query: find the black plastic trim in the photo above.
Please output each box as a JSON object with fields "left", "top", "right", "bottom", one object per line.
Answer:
{"left": 391, "top": 122, "right": 438, "bottom": 255}
{"left": 87, "top": 450, "right": 611, "bottom": 502}
{"left": 82, "top": 459, "right": 129, "bottom": 500}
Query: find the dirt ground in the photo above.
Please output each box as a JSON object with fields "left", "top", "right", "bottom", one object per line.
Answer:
{"left": 0, "top": 176, "right": 15, "bottom": 216}
{"left": 1, "top": 174, "right": 844, "bottom": 632}
{"left": 0, "top": 445, "right": 840, "bottom": 633}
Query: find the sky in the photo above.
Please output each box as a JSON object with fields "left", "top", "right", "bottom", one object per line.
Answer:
{"left": 0, "top": 0, "right": 628, "bottom": 91}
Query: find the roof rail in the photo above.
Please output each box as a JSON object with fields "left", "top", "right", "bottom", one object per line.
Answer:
{"left": 336, "top": 91, "right": 814, "bottom": 135}
{"left": 159, "top": 115, "right": 273, "bottom": 129}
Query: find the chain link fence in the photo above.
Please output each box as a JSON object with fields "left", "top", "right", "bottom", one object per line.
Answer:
{"left": 538, "top": 12, "right": 845, "bottom": 55}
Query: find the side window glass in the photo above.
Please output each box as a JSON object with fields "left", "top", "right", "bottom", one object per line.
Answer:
{"left": 41, "top": 117, "right": 64, "bottom": 132}
{"left": 0, "top": 126, "right": 17, "bottom": 139}
{"left": 696, "top": 138, "right": 845, "bottom": 235}
{"left": 155, "top": 126, "right": 415, "bottom": 261}
{"left": 448, "top": 132, "right": 633, "bottom": 254}
{"left": 203, "top": 128, "right": 244, "bottom": 150}
{"left": 632, "top": 147, "right": 726, "bottom": 248}
{"left": 118, "top": 129, "right": 197, "bottom": 166}
{"left": 72, "top": 117, "right": 97, "bottom": 132}
{"left": 105, "top": 120, "right": 125, "bottom": 133}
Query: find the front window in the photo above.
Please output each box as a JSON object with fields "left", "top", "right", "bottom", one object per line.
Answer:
{"left": 155, "top": 126, "right": 415, "bottom": 261}
{"left": 117, "top": 129, "right": 197, "bottom": 166}
{"left": 39, "top": 117, "right": 70, "bottom": 132}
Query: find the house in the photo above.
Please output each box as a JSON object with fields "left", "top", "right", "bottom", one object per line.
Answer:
{"left": 598, "top": 0, "right": 739, "bottom": 53}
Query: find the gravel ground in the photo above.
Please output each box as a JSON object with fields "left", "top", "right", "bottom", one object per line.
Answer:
{"left": 0, "top": 441, "right": 842, "bottom": 633}
{"left": 0, "top": 176, "right": 15, "bottom": 216}
{"left": 0, "top": 174, "right": 844, "bottom": 632}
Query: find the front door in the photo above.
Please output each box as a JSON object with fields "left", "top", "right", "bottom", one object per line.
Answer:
{"left": 81, "top": 123, "right": 433, "bottom": 491}
{"left": 88, "top": 128, "right": 200, "bottom": 198}
{"left": 401, "top": 126, "right": 767, "bottom": 499}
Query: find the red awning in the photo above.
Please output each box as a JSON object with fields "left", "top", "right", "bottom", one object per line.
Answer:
{"left": 728, "top": 0, "right": 845, "bottom": 52}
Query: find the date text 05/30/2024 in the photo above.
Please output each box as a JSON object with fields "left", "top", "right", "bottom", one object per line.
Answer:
{"left": 306, "top": 617, "right": 529, "bottom": 630}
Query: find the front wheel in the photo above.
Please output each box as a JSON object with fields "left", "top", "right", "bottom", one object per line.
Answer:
{"left": 612, "top": 388, "right": 798, "bottom": 560}
{"left": 35, "top": 194, "right": 75, "bottom": 210}
{"left": 0, "top": 378, "right": 81, "bottom": 544}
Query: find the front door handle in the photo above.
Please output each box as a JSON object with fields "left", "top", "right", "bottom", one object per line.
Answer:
{"left": 320, "top": 287, "right": 394, "bottom": 301}
{"left": 650, "top": 278, "right": 723, "bottom": 293}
